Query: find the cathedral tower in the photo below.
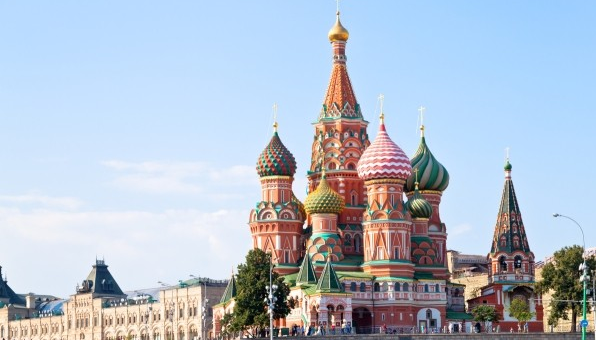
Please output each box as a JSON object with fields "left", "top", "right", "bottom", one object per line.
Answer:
{"left": 308, "top": 12, "right": 370, "bottom": 259}
{"left": 404, "top": 121, "right": 450, "bottom": 279}
{"left": 488, "top": 159, "right": 535, "bottom": 283}
{"left": 356, "top": 111, "right": 413, "bottom": 277}
{"left": 249, "top": 120, "right": 306, "bottom": 273}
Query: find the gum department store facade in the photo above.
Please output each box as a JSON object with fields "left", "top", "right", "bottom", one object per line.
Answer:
{"left": 0, "top": 9, "right": 543, "bottom": 340}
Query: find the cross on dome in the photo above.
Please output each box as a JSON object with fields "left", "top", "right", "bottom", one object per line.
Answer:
{"left": 418, "top": 105, "right": 426, "bottom": 136}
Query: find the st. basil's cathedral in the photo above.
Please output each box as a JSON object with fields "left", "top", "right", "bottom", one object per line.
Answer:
{"left": 213, "top": 10, "right": 542, "bottom": 335}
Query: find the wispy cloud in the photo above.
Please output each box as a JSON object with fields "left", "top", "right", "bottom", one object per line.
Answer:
{"left": 0, "top": 193, "right": 83, "bottom": 210}
{"left": 101, "top": 160, "right": 256, "bottom": 194}
{"left": 0, "top": 206, "right": 252, "bottom": 298}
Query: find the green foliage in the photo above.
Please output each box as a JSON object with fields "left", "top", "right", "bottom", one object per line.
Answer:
{"left": 509, "top": 297, "right": 535, "bottom": 325}
{"left": 536, "top": 245, "right": 596, "bottom": 332}
{"left": 229, "top": 249, "right": 295, "bottom": 337}
{"left": 471, "top": 305, "right": 501, "bottom": 323}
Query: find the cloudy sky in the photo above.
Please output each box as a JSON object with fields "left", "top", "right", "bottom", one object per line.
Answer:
{"left": 1, "top": 1, "right": 594, "bottom": 298}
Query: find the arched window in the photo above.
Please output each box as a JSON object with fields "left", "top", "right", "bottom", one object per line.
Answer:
{"left": 500, "top": 256, "right": 507, "bottom": 272}
{"left": 374, "top": 282, "right": 380, "bottom": 292}
{"left": 350, "top": 282, "right": 357, "bottom": 292}
{"left": 345, "top": 234, "right": 352, "bottom": 246}
{"left": 359, "top": 282, "right": 366, "bottom": 292}
{"left": 424, "top": 284, "right": 429, "bottom": 293}
{"left": 514, "top": 255, "right": 522, "bottom": 269}
{"left": 426, "top": 309, "right": 432, "bottom": 319}
{"left": 435, "top": 284, "right": 440, "bottom": 292}
{"left": 381, "top": 282, "right": 388, "bottom": 292}
{"left": 354, "top": 234, "right": 362, "bottom": 253}
{"left": 403, "top": 283, "right": 409, "bottom": 292}
{"left": 394, "top": 282, "right": 401, "bottom": 292}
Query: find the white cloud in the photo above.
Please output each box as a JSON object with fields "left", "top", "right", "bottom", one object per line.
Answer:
{"left": 449, "top": 223, "right": 473, "bottom": 236}
{"left": 0, "top": 193, "right": 83, "bottom": 210}
{"left": 101, "top": 160, "right": 256, "bottom": 194}
{"left": 0, "top": 206, "right": 252, "bottom": 298}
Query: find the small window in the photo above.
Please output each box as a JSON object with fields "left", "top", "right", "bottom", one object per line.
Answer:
{"left": 403, "top": 283, "right": 409, "bottom": 292}
{"left": 350, "top": 282, "right": 357, "bottom": 292}
{"left": 374, "top": 282, "right": 380, "bottom": 292}
{"left": 394, "top": 283, "right": 401, "bottom": 292}
{"left": 359, "top": 282, "right": 366, "bottom": 292}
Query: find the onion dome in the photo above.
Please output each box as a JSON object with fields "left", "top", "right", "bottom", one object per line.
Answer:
{"left": 328, "top": 12, "right": 349, "bottom": 42}
{"left": 304, "top": 174, "right": 345, "bottom": 215}
{"left": 504, "top": 159, "right": 512, "bottom": 171}
{"left": 406, "top": 183, "right": 433, "bottom": 219}
{"left": 357, "top": 115, "right": 412, "bottom": 181}
{"left": 405, "top": 135, "right": 449, "bottom": 192}
{"left": 256, "top": 125, "right": 297, "bottom": 177}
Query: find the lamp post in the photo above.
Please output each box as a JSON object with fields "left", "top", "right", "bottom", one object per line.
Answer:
{"left": 265, "top": 261, "right": 277, "bottom": 340}
{"left": 554, "top": 213, "right": 588, "bottom": 340}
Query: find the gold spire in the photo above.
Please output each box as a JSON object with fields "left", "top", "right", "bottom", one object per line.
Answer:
{"left": 272, "top": 103, "right": 278, "bottom": 133}
{"left": 379, "top": 93, "right": 385, "bottom": 125}
{"left": 328, "top": 11, "right": 349, "bottom": 42}
{"left": 418, "top": 106, "right": 426, "bottom": 137}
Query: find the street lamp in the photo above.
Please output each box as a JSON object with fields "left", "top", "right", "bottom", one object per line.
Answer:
{"left": 265, "top": 262, "right": 277, "bottom": 340}
{"left": 554, "top": 213, "right": 588, "bottom": 340}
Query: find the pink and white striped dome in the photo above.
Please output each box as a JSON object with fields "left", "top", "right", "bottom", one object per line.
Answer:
{"left": 357, "top": 123, "right": 412, "bottom": 181}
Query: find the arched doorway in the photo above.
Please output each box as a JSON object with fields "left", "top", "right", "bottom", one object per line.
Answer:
{"left": 352, "top": 307, "right": 372, "bottom": 334}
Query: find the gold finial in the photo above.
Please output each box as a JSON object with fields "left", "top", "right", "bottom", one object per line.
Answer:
{"left": 328, "top": 5, "right": 349, "bottom": 42}
{"left": 378, "top": 94, "right": 385, "bottom": 124}
{"left": 336, "top": 0, "right": 340, "bottom": 14}
{"left": 414, "top": 168, "right": 420, "bottom": 188}
{"left": 272, "top": 103, "right": 278, "bottom": 132}
{"left": 418, "top": 106, "right": 426, "bottom": 137}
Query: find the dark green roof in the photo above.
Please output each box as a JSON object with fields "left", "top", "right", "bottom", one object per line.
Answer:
{"left": 219, "top": 274, "right": 237, "bottom": 304}
{"left": 490, "top": 161, "right": 532, "bottom": 255}
{"left": 316, "top": 260, "right": 343, "bottom": 293}
{"left": 79, "top": 260, "right": 125, "bottom": 297}
{"left": 296, "top": 256, "right": 317, "bottom": 286}
{"left": 446, "top": 311, "right": 473, "bottom": 320}
{"left": 0, "top": 266, "right": 25, "bottom": 305}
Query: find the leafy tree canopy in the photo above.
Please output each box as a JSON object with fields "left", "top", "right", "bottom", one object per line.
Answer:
{"left": 536, "top": 245, "right": 596, "bottom": 331}
{"left": 230, "top": 249, "right": 294, "bottom": 338}
{"left": 509, "top": 297, "right": 534, "bottom": 325}
{"left": 471, "top": 305, "right": 501, "bottom": 323}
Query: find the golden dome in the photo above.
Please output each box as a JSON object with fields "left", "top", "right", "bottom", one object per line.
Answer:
{"left": 328, "top": 12, "right": 349, "bottom": 42}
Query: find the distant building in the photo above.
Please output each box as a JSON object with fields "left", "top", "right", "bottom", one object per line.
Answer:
{"left": 0, "top": 260, "right": 227, "bottom": 340}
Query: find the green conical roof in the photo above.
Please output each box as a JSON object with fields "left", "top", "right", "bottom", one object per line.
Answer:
{"left": 405, "top": 136, "right": 449, "bottom": 192}
{"left": 315, "top": 259, "right": 343, "bottom": 293}
{"left": 407, "top": 183, "right": 433, "bottom": 219}
{"left": 296, "top": 255, "right": 317, "bottom": 286}
{"left": 490, "top": 161, "right": 531, "bottom": 255}
{"left": 219, "top": 273, "right": 237, "bottom": 304}
{"left": 304, "top": 175, "right": 345, "bottom": 215}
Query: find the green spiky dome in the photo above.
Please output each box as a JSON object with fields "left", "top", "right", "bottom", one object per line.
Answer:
{"left": 256, "top": 132, "right": 297, "bottom": 177}
{"left": 405, "top": 137, "right": 449, "bottom": 192}
{"left": 304, "top": 175, "right": 345, "bottom": 215}
{"left": 406, "top": 184, "right": 433, "bottom": 219}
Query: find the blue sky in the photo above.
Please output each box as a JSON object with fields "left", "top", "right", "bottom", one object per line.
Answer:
{"left": 0, "top": 1, "right": 594, "bottom": 298}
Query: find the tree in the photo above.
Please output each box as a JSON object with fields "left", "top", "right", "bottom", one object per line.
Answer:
{"left": 509, "top": 297, "right": 534, "bottom": 330}
{"left": 535, "top": 245, "right": 596, "bottom": 332}
{"left": 230, "top": 249, "right": 294, "bottom": 337}
{"left": 471, "top": 305, "right": 500, "bottom": 332}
